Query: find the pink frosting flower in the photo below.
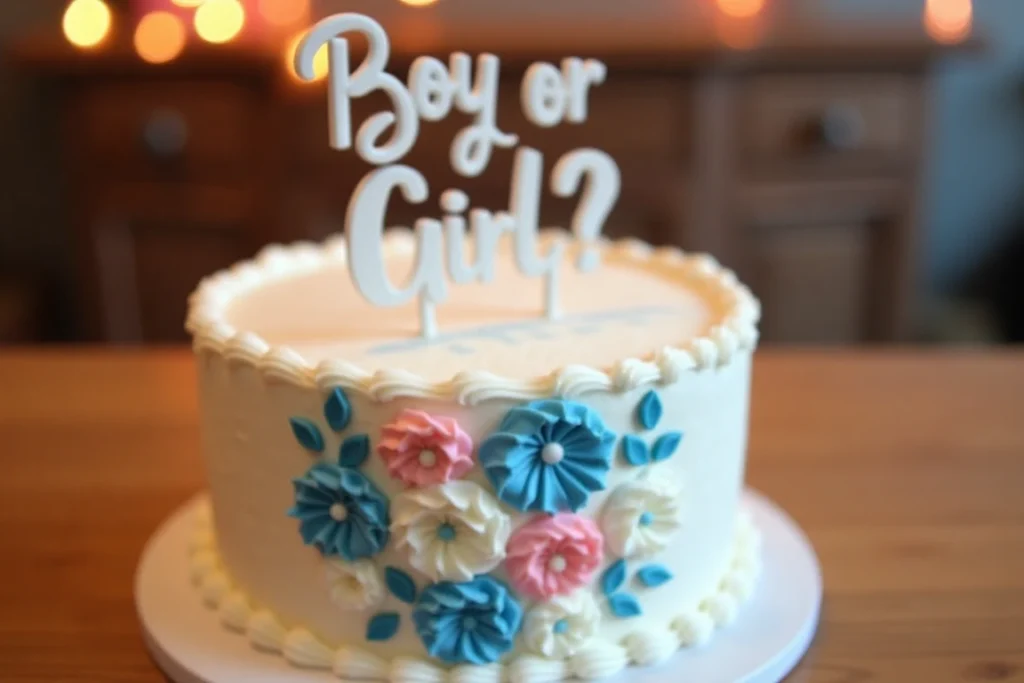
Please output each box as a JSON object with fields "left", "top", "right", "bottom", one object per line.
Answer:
{"left": 505, "top": 514, "right": 604, "bottom": 600}
{"left": 378, "top": 410, "right": 474, "bottom": 488}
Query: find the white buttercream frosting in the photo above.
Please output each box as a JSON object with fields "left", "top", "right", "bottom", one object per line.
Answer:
{"left": 188, "top": 500, "right": 762, "bottom": 683}
{"left": 325, "top": 558, "right": 384, "bottom": 612}
{"left": 390, "top": 481, "right": 512, "bottom": 582}
{"left": 523, "top": 591, "right": 602, "bottom": 659}
{"left": 186, "top": 235, "right": 759, "bottom": 405}
{"left": 601, "top": 476, "right": 683, "bottom": 559}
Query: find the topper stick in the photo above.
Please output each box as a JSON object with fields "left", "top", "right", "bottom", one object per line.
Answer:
{"left": 544, "top": 259, "right": 562, "bottom": 320}
{"left": 419, "top": 295, "right": 437, "bottom": 339}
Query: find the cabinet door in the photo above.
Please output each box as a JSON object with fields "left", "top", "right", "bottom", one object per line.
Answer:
{"left": 747, "top": 221, "right": 872, "bottom": 344}
{"left": 82, "top": 186, "right": 254, "bottom": 343}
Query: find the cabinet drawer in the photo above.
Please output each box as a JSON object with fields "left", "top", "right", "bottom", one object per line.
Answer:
{"left": 75, "top": 83, "right": 258, "bottom": 178}
{"left": 738, "top": 75, "right": 915, "bottom": 176}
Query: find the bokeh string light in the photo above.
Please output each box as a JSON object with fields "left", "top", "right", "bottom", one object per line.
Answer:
{"left": 62, "top": 0, "right": 113, "bottom": 49}
{"left": 716, "top": 0, "right": 766, "bottom": 20}
{"left": 194, "top": 0, "right": 246, "bottom": 45}
{"left": 259, "top": 0, "right": 310, "bottom": 27}
{"left": 925, "top": 0, "right": 972, "bottom": 44}
{"left": 135, "top": 11, "right": 187, "bottom": 64}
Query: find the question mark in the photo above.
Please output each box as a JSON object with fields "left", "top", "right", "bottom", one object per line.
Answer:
{"left": 551, "top": 148, "right": 621, "bottom": 272}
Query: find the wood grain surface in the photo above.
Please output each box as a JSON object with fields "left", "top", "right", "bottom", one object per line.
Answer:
{"left": 0, "top": 349, "right": 1022, "bottom": 682}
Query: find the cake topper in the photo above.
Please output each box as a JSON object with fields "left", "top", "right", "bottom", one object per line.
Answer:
{"left": 296, "top": 13, "right": 621, "bottom": 339}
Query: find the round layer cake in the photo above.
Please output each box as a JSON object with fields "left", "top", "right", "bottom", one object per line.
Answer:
{"left": 185, "top": 232, "right": 761, "bottom": 682}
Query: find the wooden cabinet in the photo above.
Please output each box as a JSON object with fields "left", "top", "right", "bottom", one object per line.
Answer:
{"left": 18, "top": 33, "right": 950, "bottom": 344}
{"left": 78, "top": 184, "right": 255, "bottom": 342}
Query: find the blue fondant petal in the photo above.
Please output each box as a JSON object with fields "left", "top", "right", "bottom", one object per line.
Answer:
{"left": 556, "top": 459, "right": 609, "bottom": 492}
{"left": 385, "top": 567, "right": 417, "bottom": 604}
{"left": 324, "top": 387, "right": 352, "bottom": 432}
{"left": 289, "top": 417, "right": 325, "bottom": 452}
{"left": 636, "top": 391, "right": 663, "bottom": 431}
{"left": 288, "top": 462, "right": 390, "bottom": 560}
{"left": 651, "top": 432, "right": 684, "bottom": 462}
{"left": 308, "top": 465, "right": 339, "bottom": 489}
{"left": 602, "top": 559, "right": 627, "bottom": 596}
{"left": 608, "top": 593, "right": 643, "bottom": 619}
{"left": 480, "top": 399, "right": 615, "bottom": 513}
{"left": 412, "top": 577, "right": 521, "bottom": 665}
{"left": 636, "top": 565, "right": 674, "bottom": 588}
{"left": 366, "top": 612, "right": 400, "bottom": 641}
{"left": 339, "top": 434, "right": 371, "bottom": 468}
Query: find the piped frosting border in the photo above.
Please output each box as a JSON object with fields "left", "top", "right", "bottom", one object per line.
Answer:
{"left": 186, "top": 233, "right": 760, "bottom": 406}
{"left": 189, "top": 497, "right": 762, "bottom": 683}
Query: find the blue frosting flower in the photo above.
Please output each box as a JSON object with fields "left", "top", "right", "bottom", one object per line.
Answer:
{"left": 479, "top": 399, "right": 616, "bottom": 513}
{"left": 288, "top": 462, "right": 390, "bottom": 560}
{"left": 412, "top": 576, "right": 522, "bottom": 665}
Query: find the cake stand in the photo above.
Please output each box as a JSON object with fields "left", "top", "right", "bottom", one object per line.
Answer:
{"left": 136, "top": 489, "right": 821, "bottom": 683}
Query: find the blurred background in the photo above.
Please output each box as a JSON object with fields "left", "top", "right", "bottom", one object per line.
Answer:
{"left": 0, "top": 0, "right": 1021, "bottom": 346}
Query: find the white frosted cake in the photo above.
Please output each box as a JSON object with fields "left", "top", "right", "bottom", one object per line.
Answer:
{"left": 182, "top": 11, "right": 762, "bottom": 683}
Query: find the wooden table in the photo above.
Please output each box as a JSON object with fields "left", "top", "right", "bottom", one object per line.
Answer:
{"left": 0, "top": 350, "right": 1022, "bottom": 682}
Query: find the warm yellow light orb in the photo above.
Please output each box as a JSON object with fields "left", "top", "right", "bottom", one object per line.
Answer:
{"left": 134, "top": 11, "right": 186, "bottom": 65}
{"left": 171, "top": 0, "right": 206, "bottom": 7}
{"left": 925, "top": 0, "right": 972, "bottom": 44}
{"left": 62, "top": 0, "right": 113, "bottom": 49}
{"left": 716, "top": 0, "right": 765, "bottom": 19}
{"left": 259, "top": 0, "right": 310, "bottom": 27}
{"left": 194, "top": 0, "right": 245, "bottom": 45}
{"left": 286, "top": 31, "right": 328, "bottom": 83}
{"left": 399, "top": 0, "right": 439, "bottom": 6}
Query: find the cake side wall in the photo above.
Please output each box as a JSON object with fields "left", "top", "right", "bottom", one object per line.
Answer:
{"left": 195, "top": 348, "right": 753, "bottom": 662}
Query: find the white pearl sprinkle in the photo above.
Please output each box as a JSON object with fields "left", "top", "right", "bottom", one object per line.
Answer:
{"left": 541, "top": 443, "right": 565, "bottom": 465}
{"left": 418, "top": 449, "right": 437, "bottom": 468}
{"left": 329, "top": 504, "right": 348, "bottom": 522}
{"left": 548, "top": 554, "right": 567, "bottom": 573}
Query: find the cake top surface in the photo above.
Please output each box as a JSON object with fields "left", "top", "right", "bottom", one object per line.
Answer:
{"left": 188, "top": 233, "right": 759, "bottom": 393}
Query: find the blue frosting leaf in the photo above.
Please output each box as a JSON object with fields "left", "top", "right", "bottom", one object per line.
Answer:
{"left": 324, "top": 387, "right": 352, "bottom": 432}
{"left": 608, "top": 594, "right": 643, "bottom": 619}
{"left": 620, "top": 435, "right": 649, "bottom": 466}
{"left": 651, "top": 432, "right": 683, "bottom": 462}
{"left": 385, "top": 567, "right": 417, "bottom": 604}
{"left": 636, "top": 565, "right": 674, "bottom": 588}
{"left": 289, "top": 417, "right": 324, "bottom": 453}
{"left": 601, "top": 559, "right": 627, "bottom": 596}
{"left": 366, "top": 612, "right": 400, "bottom": 641}
{"left": 339, "top": 434, "right": 371, "bottom": 468}
{"left": 636, "top": 391, "right": 663, "bottom": 431}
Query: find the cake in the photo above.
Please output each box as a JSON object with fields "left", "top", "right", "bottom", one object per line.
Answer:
{"left": 182, "top": 11, "right": 762, "bottom": 683}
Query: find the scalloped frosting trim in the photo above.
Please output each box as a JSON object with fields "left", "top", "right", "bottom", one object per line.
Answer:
{"left": 186, "top": 233, "right": 760, "bottom": 406}
{"left": 188, "top": 498, "right": 761, "bottom": 682}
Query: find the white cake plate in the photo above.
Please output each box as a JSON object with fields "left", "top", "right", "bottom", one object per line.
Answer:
{"left": 136, "top": 489, "right": 821, "bottom": 683}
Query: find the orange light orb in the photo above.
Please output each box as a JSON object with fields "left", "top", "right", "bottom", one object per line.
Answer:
{"left": 716, "top": 0, "right": 765, "bottom": 20}
{"left": 171, "top": 0, "right": 206, "bottom": 7}
{"left": 399, "top": 0, "right": 439, "bottom": 6}
{"left": 259, "top": 0, "right": 310, "bottom": 27}
{"left": 285, "top": 31, "right": 328, "bottom": 83}
{"left": 135, "top": 11, "right": 186, "bottom": 65}
{"left": 925, "top": 0, "right": 972, "bottom": 44}
{"left": 62, "top": 0, "right": 112, "bottom": 49}
{"left": 194, "top": 0, "right": 245, "bottom": 45}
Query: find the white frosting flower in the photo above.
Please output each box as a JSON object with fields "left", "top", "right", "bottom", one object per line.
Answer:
{"left": 325, "top": 558, "right": 383, "bottom": 611}
{"left": 523, "top": 591, "right": 601, "bottom": 658}
{"left": 601, "top": 477, "right": 682, "bottom": 558}
{"left": 391, "top": 480, "right": 512, "bottom": 582}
